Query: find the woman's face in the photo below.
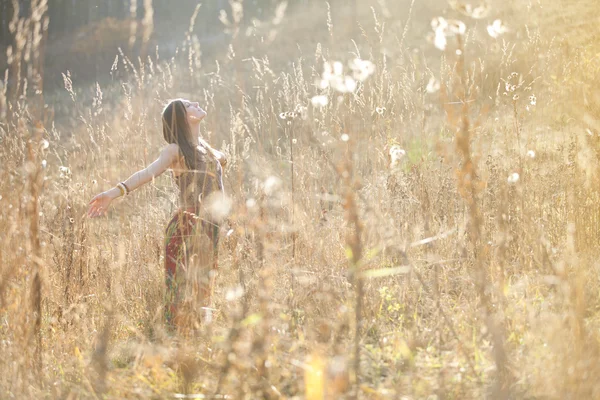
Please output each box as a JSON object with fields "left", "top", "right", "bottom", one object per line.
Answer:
{"left": 181, "top": 99, "right": 206, "bottom": 124}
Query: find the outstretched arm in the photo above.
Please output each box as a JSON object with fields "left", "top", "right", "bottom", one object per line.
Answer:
{"left": 87, "top": 143, "right": 180, "bottom": 218}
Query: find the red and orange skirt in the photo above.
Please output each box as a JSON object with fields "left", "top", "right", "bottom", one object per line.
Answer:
{"left": 164, "top": 208, "right": 219, "bottom": 327}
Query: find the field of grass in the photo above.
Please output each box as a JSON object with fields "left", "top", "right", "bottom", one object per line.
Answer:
{"left": 2, "top": 0, "right": 600, "bottom": 398}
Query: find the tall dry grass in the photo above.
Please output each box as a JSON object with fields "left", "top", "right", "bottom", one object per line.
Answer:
{"left": 2, "top": 0, "right": 600, "bottom": 398}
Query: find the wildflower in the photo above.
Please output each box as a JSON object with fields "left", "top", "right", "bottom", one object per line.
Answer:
{"left": 342, "top": 76, "right": 357, "bottom": 93}
{"left": 295, "top": 104, "right": 308, "bottom": 119}
{"left": 41, "top": 160, "right": 47, "bottom": 168}
{"left": 389, "top": 145, "right": 406, "bottom": 169}
{"left": 264, "top": 176, "right": 282, "bottom": 196}
{"left": 246, "top": 198, "right": 257, "bottom": 209}
{"left": 349, "top": 58, "right": 375, "bottom": 82}
{"left": 431, "top": 17, "right": 448, "bottom": 50}
{"left": 279, "top": 112, "right": 287, "bottom": 119}
{"left": 434, "top": 30, "right": 447, "bottom": 50}
{"left": 426, "top": 77, "right": 441, "bottom": 93}
{"left": 318, "top": 59, "right": 367, "bottom": 93}
{"left": 431, "top": 17, "right": 448, "bottom": 32}
{"left": 487, "top": 20, "right": 508, "bottom": 38}
{"left": 226, "top": 286, "right": 245, "bottom": 301}
{"left": 376, "top": 107, "right": 386, "bottom": 115}
{"left": 320, "top": 61, "right": 344, "bottom": 90}
{"left": 430, "top": 17, "right": 466, "bottom": 51}
{"left": 507, "top": 172, "right": 520, "bottom": 184}
{"left": 527, "top": 150, "right": 536, "bottom": 159}
{"left": 310, "top": 96, "right": 329, "bottom": 107}
{"left": 447, "top": 20, "right": 466, "bottom": 35}
{"left": 59, "top": 166, "right": 71, "bottom": 175}
{"left": 41, "top": 139, "right": 49, "bottom": 150}
{"left": 341, "top": 133, "right": 350, "bottom": 142}
{"left": 529, "top": 95, "right": 537, "bottom": 106}
{"left": 206, "top": 192, "right": 232, "bottom": 222}
{"left": 451, "top": 1, "right": 490, "bottom": 19}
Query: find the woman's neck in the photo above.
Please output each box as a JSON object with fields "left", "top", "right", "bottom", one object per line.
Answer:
{"left": 188, "top": 122, "right": 200, "bottom": 146}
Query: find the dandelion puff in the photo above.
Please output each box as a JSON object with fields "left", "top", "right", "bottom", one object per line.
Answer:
{"left": 318, "top": 79, "right": 329, "bottom": 89}
{"left": 529, "top": 95, "right": 536, "bottom": 106}
{"left": 431, "top": 17, "right": 449, "bottom": 50}
{"left": 322, "top": 61, "right": 334, "bottom": 80}
{"left": 447, "top": 19, "right": 466, "bottom": 35}
{"left": 507, "top": 172, "right": 520, "bottom": 184}
{"left": 333, "top": 61, "right": 344, "bottom": 76}
{"left": 431, "top": 17, "right": 448, "bottom": 31}
{"left": 434, "top": 30, "right": 447, "bottom": 50}
{"left": 246, "top": 198, "right": 257, "bottom": 209}
{"left": 311, "top": 95, "right": 328, "bottom": 107}
{"left": 205, "top": 192, "right": 232, "bottom": 223}
{"left": 487, "top": 19, "right": 508, "bottom": 38}
{"left": 426, "top": 77, "right": 441, "bottom": 93}
{"left": 452, "top": 2, "right": 490, "bottom": 19}
{"left": 341, "top": 133, "right": 350, "bottom": 142}
{"left": 264, "top": 176, "right": 282, "bottom": 196}
{"left": 349, "top": 58, "right": 375, "bottom": 82}
{"left": 527, "top": 150, "right": 536, "bottom": 159}
{"left": 343, "top": 76, "right": 357, "bottom": 92}
{"left": 388, "top": 145, "right": 406, "bottom": 169}
{"left": 59, "top": 166, "right": 71, "bottom": 175}
{"left": 225, "top": 286, "right": 245, "bottom": 301}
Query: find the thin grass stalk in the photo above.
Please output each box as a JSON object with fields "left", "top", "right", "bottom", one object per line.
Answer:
{"left": 287, "top": 122, "right": 298, "bottom": 333}
{"left": 454, "top": 35, "right": 510, "bottom": 396}
{"left": 338, "top": 141, "right": 364, "bottom": 398}
{"left": 91, "top": 307, "right": 112, "bottom": 396}
{"left": 26, "top": 125, "right": 43, "bottom": 374}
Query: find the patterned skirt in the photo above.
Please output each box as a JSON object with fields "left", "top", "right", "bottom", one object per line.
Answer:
{"left": 164, "top": 208, "right": 219, "bottom": 327}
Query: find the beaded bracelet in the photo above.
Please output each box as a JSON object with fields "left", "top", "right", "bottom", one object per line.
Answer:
{"left": 116, "top": 182, "right": 127, "bottom": 197}
{"left": 121, "top": 182, "right": 130, "bottom": 195}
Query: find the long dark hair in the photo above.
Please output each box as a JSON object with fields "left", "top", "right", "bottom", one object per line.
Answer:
{"left": 162, "top": 99, "right": 199, "bottom": 170}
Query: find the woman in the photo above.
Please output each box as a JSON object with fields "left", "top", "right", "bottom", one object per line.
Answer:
{"left": 87, "top": 99, "right": 227, "bottom": 329}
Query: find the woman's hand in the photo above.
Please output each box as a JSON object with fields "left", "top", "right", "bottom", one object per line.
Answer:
{"left": 87, "top": 191, "right": 117, "bottom": 218}
{"left": 212, "top": 149, "right": 227, "bottom": 167}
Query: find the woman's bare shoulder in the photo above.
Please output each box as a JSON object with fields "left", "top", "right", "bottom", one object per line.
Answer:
{"left": 163, "top": 142, "right": 180, "bottom": 153}
{"left": 160, "top": 143, "right": 183, "bottom": 167}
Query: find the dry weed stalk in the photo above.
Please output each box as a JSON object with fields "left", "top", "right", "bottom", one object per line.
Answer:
{"left": 448, "top": 34, "right": 511, "bottom": 396}
{"left": 337, "top": 139, "right": 364, "bottom": 399}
